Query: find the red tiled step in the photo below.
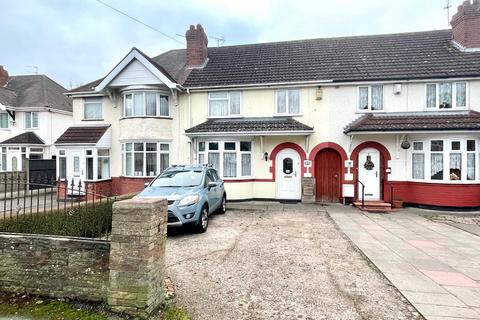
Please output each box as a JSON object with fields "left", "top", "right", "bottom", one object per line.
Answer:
{"left": 353, "top": 201, "right": 393, "bottom": 213}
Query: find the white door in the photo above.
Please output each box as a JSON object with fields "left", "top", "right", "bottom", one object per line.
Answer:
{"left": 358, "top": 148, "right": 380, "bottom": 200}
{"left": 67, "top": 151, "right": 84, "bottom": 194}
{"left": 276, "top": 148, "right": 301, "bottom": 199}
{"left": 8, "top": 148, "right": 21, "bottom": 171}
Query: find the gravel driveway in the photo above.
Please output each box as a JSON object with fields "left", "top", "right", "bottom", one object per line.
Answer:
{"left": 166, "top": 203, "right": 422, "bottom": 320}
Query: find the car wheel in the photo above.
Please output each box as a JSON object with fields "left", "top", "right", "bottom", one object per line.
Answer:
{"left": 194, "top": 205, "right": 209, "bottom": 233}
{"left": 217, "top": 194, "right": 226, "bottom": 214}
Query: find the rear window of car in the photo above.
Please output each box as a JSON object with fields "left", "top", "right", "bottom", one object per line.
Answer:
{"left": 151, "top": 170, "right": 204, "bottom": 187}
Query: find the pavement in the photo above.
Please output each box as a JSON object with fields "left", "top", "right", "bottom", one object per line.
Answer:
{"left": 329, "top": 206, "right": 480, "bottom": 320}
{"left": 166, "top": 202, "right": 422, "bottom": 320}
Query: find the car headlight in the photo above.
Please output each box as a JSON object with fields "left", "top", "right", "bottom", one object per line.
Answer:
{"left": 178, "top": 195, "right": 199, "bottom": 207}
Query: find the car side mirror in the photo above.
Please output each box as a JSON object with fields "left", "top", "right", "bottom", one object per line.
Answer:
{"left": 208, "top": 181, "right": 217, "bottom": 189}
{"left": 144, "top": 182, "right": 149, "bottom": 188}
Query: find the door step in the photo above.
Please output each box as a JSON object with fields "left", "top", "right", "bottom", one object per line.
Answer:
{"left": 353, "top": 201, "right": 393, "bottom": 213}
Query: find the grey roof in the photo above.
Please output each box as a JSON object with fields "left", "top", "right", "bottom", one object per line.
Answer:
{"left": 0, "top": 132, "right": 45, "bottom": 145}
{"left": 344, "top": 111, "right": 480, "bottom": 133}
{"left": 55, "top": 125, "right": 110, "bottom": 144}
{"left": 6, "top": 75, "right": 72, "bottom": 112}
{"left": 185, "top": 117, "right": 314, "bottom": 134}
{"left": 70, "top": 29, "right": 480, "bottom": 92}
{"left": 0, "top": 87, "right": 17, "bottom": 107}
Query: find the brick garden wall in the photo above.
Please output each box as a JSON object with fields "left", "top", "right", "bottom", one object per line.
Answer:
{"left": 0, "top": 233, "right": 110, "bottom": 301}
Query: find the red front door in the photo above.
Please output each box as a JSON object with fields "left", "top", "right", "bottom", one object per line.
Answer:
{"left": 315, "top": 149, "right": 341, "bottom": 202}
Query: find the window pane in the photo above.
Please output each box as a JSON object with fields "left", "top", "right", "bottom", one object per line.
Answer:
{"left": 431, "top": 140, "right": 443, "bottom": 152}
{"left": 159, "top": 96, "right": 169, "bottom": 116}
{"left": 134, "top": 93, "right": 144, "bottom": 116}
{"left": 288, "top": 90, "right": 300, "bottom": 114}
{"left": 451, "top": 141, "right": 461, "bottom": 151}
{"left": 145, "top": 93, "right": 157, "bottom": 116}
{"left": 125, "top": 94, "right": 133, "bottom": 116}
{"left": 125, "top": 143, "right": 132, "bottom": 151}
{"left": 86, "top": 157, "right": 94, "bottom": 180}
{"left": 450, "top": 153, "right": 462, "bottom": 180}
{"left": 199, "top": 142, "right": 205, "bottom": 152}
{"left": 208, "top": 142, "right": 218, "bottom": 151}
{"left": 241, "top": 153, "right": 251, "bottom": 176}
{"left": 125, "top": 152, "right": 132, "bottom": 176}
{"left": 224, "top": 142, "right": 236, "bottom": 150}
{"left": 160, "top": 144, "right": 169, "bottom": 151}
{"left": 223, "top": 153, "right": 237, "bottom": 177}
{"left": 198, "top": 153, "right": 205, "bottom": 165}
{"left": 84, "top": 99, "right": 102, "bottom": 119}
{"left": 73, "top": 156, "right": 80, "bottom": 173}
{"left": 98, "top": 149, "right": 109, "bottom": 156}
{"left": 426, "top": 84, "right": 436, "bottom": 108}
{"left": 277, "top": 90, "right": 286, "bottom": 113}
{"left": 59, "top": 157, "right": 67, "bottom": 179}
{"left": 209, "top": 92, "right": 228, "bottom": 99}
{"left": 431, "top": 153, "right": 443, "bottom": 180}
{"left": 32, "top": 112, "right": 38, "bottom": 128}
{"left": 240, "top": 141, "right": 251, "bottom": 152}
{"left": 283, "top": 158, "right": 293, "bottom": 174}
{"left": 413, "top": 142, "right": 423, "bottom": 151}
{"left": 160, "top": 153, "right": 169, "bottom": 173}
{"left": 146, "top": 143, "right": 157, "bottom": 151}
{"left": 412, "top": 154, "right": 424, "bottom": 179}
{"left": 358, "top": 87, "right": 369, "bottom": 110}
{"left": 208, "top": 153, "right": 220, "bottom": 171}
{"left": 134, "top": 143, "right": 144, "bottom": 151}
{"left": 467, "top": 140, "right": 476, "bottom": 151}
{"left": 134, "top": 152, "right": 143, "bottom": 176}
{"left": 209, "top": 100, "right": 228, "bottom": 116}
{"left": 371, "top": 85, "right": 383, "bottom": 110}
{"left": 439, "top": 83, "right": 452, "bottom": 108}
{"left": 25, "top": 112, "right": 31, "bottom": 128}
{"left": 97, "top": 156, "right": 110, "bottom": 179}
{"left": 229, "top": 92, "right": 241, "bottom": 115}
{"left": 467, "top": 153, "right": 475, "bottom": 180}
{"left": 0, "top": 113, "right": 8, "bottom": 128}
{"left": 456, "top": 82, "right": 466, "bottom": 108}
{"left": 146, "top": 153, "right": 157, "bottom": 176}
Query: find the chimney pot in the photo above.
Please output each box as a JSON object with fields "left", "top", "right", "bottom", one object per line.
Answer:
{"left": 0, "top": 66, "right": 9, "bottom": 87}
{"left": 186, "top": 24, "right": 208, "bottom": 68}
{"left": 451, "top": 0, "right": 480, "bottom": 49}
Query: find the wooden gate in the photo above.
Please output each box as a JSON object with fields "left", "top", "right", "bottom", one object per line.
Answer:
{"left": 315, "top": 149, "right": 341, "bottom": 202}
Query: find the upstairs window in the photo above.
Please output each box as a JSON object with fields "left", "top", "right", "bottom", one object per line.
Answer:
{"left": 276, "top": 89, "right": 300, "bottom": 115}
{"left": 123, "top": 92, "right": 170, "bottom": 118}
{"left": 24, "top": 112, "right": 39, "bottom": 129}
{"left": 83, "top": 97, "right": 103, "bottom": 120}
{"left": 0, "top": 112, "right": 9, "bottom": 129}
{"left": 426, "top": 82, "right": 467, "bottom": 109}
{"left": 208, "top": 91, "right": 241, "bottom": 117}
{"left": 358, "top": 85, "right": 383, "bottom": 111}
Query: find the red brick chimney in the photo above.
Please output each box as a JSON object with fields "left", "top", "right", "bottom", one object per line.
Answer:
{"left": 186, "top": 24, "right": 208, "bottom": 68}
{"left": 451, "top": 0, "right": 480, "bottom": 49}
{"left": 0, "top": 66, "right": 9, "bottom": 87}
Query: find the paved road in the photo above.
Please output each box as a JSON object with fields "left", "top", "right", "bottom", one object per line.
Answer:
{"left": 330, "top": 206, "right": 480, "bottom": 320}
{"left": 0, "top": 192, "right": 60, "bottom": 217}
{"left": 166, "top": 203, "right": 422, "bottom": 320}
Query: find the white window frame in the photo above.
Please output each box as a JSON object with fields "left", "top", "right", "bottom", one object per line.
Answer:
{"left": 96, "top": 149, "right": 110, "bottom": 180}
{"left": 424, "top": 82, "right": 468, "bottom": 110}
{"left": 0, "top": 112, "right": 9, "bottom": 129}
{"left": 275, "top": 89, "right": 301, "bottom": 115}
{"left": 409, "top": 138, "right": 479, "bottom": 183}
{"left": 58, "top": 149, "right": 67, "bottom": 179}
{"left": 122, "top": 141, "right": 170, "bottom": 177}
{"left": 207, "top": 91, "right": 242, "bottom": 118}
{"left": 24, "top": 111, "right": 39, "bottom": 129}
{"left": 122, "top": 91, "right": 171, "bottom": 118}
{"left": 411, "top": 141, "right": 425, "bottom": 180}
{"left": 357, "top": 85, "right": 384, "bottom": 112}
{"left": 83, "top": 97, "right": 103, "bottom": 120}
{"left": 197, "top": 139, "right": 254, "bottom": 180}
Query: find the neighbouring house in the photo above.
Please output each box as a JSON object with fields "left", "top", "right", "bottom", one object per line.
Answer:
{"left": 0, "top": 66, "right": 73, "bottom": 172}
{"left": 60, "top": 0, "right": 480, "bottom": 207}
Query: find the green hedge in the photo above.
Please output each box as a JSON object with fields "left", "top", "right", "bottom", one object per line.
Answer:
{"left": 0, "top": 201, "right": 113, "bottom": 238}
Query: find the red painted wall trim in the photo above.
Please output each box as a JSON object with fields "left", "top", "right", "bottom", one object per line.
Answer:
{"left": 268, "top": 142, "right": 307, "bottom": 181}
{"left": 350, "top": 141, "right": 392, "bottom": 200}
{"left": 389, "top": 180, "right": 480, "bottom": 207}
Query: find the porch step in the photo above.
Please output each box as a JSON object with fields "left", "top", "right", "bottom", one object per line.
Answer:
{"left": 353, "top": 201, "right": 393, "bottom": 213}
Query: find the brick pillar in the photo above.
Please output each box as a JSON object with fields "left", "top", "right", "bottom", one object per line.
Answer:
{"left": 108, "top": 198, "right": 167, "bottom": 316}
{"left": 57, "top": 180, "right": 67, "bottom": 199}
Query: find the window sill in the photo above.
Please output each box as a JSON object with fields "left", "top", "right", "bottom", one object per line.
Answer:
{"left": 207, "top": 115, "right": 243, "bottom": 119}
{"left": 355, "top": 110, "right": 384, "bottom": 114}
{"left": 84, "top": 178, "right": 112, "bottom": 183}
{"left": 82, "top": 118, "right": 104, "bottom": 121}
{"left": 120, "top": 116, "right": 172, "bottom": 120}
{"left": 273, "top": 113, "right": 303, "bottom": 117}
{"left": 24, "top": 128, "right": 39, "bottom": 130}
{"left": 422, "top": 107, "right": 469, "bottom": 112}
{"left": 120, "top": 175, "right": 156, "bottom": 179}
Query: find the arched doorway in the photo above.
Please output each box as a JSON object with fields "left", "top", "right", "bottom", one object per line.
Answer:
{"left": 315, "top": 148, "right": 341, "bottom": 202}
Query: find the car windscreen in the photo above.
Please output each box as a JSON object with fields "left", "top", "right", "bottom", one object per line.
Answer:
{"left": 151, "top": 170, "right": 203, "bottom": 187}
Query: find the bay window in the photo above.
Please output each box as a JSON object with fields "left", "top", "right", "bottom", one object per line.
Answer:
{"left": 425, "top": 82, "right": 467, "bottom": 109}
{"left": 97, "top": 149, "right": 110, "bottom": 180}
{"left": 123, "top": 91, "right": 170, "bottom": 117}
{"left": 197, "top": 140, "right": 253, "bottom": 179}
{"left": 411, "top": 138, "right": 478, "bottom": 182}
{"left": 122, "top": 142, "right": 170, "bottom": 177}
{"left": 276, "top": 89, "right": 300, "bottom": 115}
{"left": 358, "top": 85, "right": 383, "bottom": 111}
{"left": 83, "top": 97, "right": 103, "bottom": 120}
{"left": 208, "top": 92, "right": 241, "bottom": 117}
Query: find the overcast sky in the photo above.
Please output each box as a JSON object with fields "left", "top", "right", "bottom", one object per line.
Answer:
{"left": 1, "top": 0, "right": 464, "bottom": 89}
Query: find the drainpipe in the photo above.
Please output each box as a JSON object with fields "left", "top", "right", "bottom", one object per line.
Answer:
{"left": 187, "top": 88, "right": 193, "bottom": 163}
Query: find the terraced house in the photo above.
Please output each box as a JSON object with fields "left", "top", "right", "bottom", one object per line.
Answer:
{"left": 59, "top": 0, "right": 480, "bottom": 207}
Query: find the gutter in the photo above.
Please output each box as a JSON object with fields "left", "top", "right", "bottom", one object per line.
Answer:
{"left": 345, "top": 129, "right": 480, "bottom": 135}
{"left": 185, "top": 130, "right": 314, "bottom": 137}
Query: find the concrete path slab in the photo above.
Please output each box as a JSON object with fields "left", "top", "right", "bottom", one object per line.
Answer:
{"left": 329, "top": 205, "right": 480, "bottom": 320}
